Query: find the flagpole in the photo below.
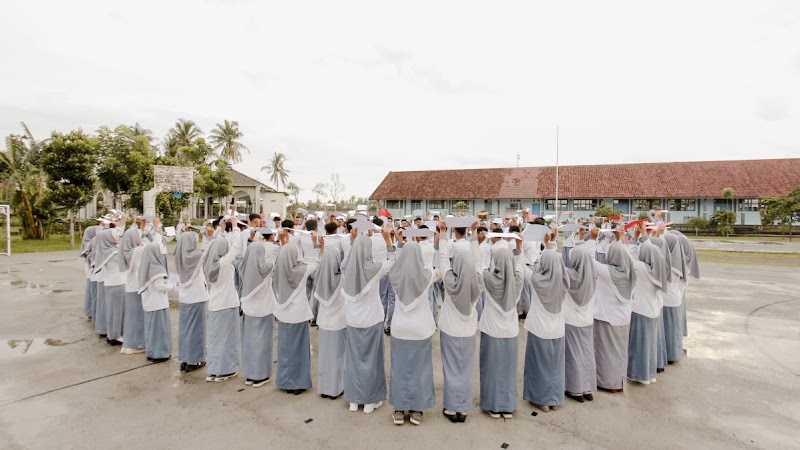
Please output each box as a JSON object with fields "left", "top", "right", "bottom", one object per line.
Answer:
{"left": 555, "top": 125, "right": 559, "bottom": 221}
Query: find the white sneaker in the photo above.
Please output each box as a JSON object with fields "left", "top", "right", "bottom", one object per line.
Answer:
{"left": 252, "top": 378, "right": 270, "bottom": 388}
{"left": 650, "top": 378, "right": 657, "bottom": 383}
{"left": 639, "top": 379, "right": 651, "bottom": 386}
{"left": 349, "top": 402, "right": 359, "bottom": 412}
{"left": 128, "top": 348, "right": 145, "bottom": 354}
{"left": 501, "top": 412, "right": 513, "bottom": 419}
{"left": 120, "top": 347, "right": 129, "bottom": 354}
{"left": 363, "top": 401, "right": 382, "bottom": 414}
{"left": 205, "top": 375, "right": 216, "bottom": 382}
{"left": 214, "top": 372, "right": 238, "bottom": 382}
{"left": 244, "top": 379, "right": 254, "bottom": 386}
{"left": 488, "top": 411, "right": 501, "bottom": 419}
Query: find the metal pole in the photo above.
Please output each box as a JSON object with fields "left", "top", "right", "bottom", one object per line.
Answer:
{"left": 555, "top": 125, "right": 559, "bottom": 220}
{"left": 2, "top": 205, "right": 9, "bottom": 256}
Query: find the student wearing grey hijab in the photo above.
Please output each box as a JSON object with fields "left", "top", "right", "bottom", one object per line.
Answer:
{"left": 120, "top": 228, "right": 146, "bottom": 355}
{"left": 593, "top": 244, "right": 637, "bottom": 393}
{"left": 438, "top": 242, "right": 482, "bottom": 423}
{"left": 341, "top": 232, "right": 395, "bottom": 415}
{"left": 479, "top": 244, "right": 524, "bottom": 420}
{"left": 523, "top": 250, "right": 570, "bottom": 412}
{"left": 648, "top": 233, "right": 671, "bottom": 372}
{"left": 137, "top": 242, "right": 176, "bottom": 363}
{"left": 205, "top": 238, "right": 242, "bottom": 382}
{"left": 273, "top": 240, "right": 318, "bottom": 394}
{"left": 662, "top": 233, "right": 686, "bottom": 364}
{"left": 175, "top": 231, "right": 209, "bottom": 373}
{"left": 628, "top": 242, "right": 669, "bottom": 385}
{"left": 81, "top": 226, "right": 99, "bottom": 320}
{"left": 671, "top": 231, "right": 699, "bottom": 340}
{"left": 386, "top": 241, "right": 437, "bottom": 426}
{"left": 240, "top": 238, "right": 279, "bottom": 388}
{"left": 95, "top": 227, "right": 127, "bottom": 346}
{"left": 563, "top": 246, "right": 599, "bottom": 403}
{"left": 314, "top": 243, "right": 347, "bottom": 400}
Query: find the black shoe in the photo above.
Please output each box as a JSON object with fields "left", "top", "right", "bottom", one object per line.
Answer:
{"left": 518, "top": 312, "right": 528, "bottom": 320}
{"left": 151, "top": 356, "right": 170, "bottom": 363}
{"left": 321, "top": 394, "right": 330, "bottom": 399}
{"left": 99, "top": 334, "right": 107, "bottom": 338}
{"left": 180, "top": 362, "right": 187, "bottom": 372}
{"left": 566, "top": 392, "right": 585, "bottom": 403}
{"left": 668, "top": 361, "right": 675, "bottom": 365}
{"left": 583, "top": 393, "right": 594, "bottom": 402}
{"left": 443, "top": 408, "right": 459, "bottom": 423}
{"left": 292, "top": 389, "right": 306, "bottom": 396}
{"left": 107, "top": 339, "right": 123, "bottom": 346}
{"left": 384, "top": 327, "right": 391, "bottom": 336}
{"left": 310, "top": 320, "right": 317, "bottom": 328}
{"left": 657, "top": 368, "right": 665, "bottom": 373}
{"left": 285, "top": 389, "right": 297, "bottom": 394}
{"left": 457, "top": 413, "right": 466, "bottom": 423}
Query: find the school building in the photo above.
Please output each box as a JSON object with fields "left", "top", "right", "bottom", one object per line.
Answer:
{"left": 369, "top": 158, "right": 800, "bottom": 225}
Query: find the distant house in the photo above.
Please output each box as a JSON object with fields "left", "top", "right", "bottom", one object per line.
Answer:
{"left": 228, "top": 169, "right": 287, "bottom": 217}
{"left": 370, "top": 158, "right": 800, "bottom": 225}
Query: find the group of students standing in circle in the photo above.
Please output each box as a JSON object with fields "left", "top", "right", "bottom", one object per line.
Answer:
{"left": 80, "top": 209, "right": 699, "bottom": 426}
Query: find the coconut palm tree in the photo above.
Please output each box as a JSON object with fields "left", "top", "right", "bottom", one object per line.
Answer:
{"left": 209, "top": 120, "right": 249, "bottom": 164}
{"left": 261, "top": 152, "right": 290, "bottom": 191}
{"left": 166, "top": 119, "right": 203, "bottom": 149}
{"left": 1, "top": 122, "right": 49, "bottom": 238}
{"left": 125, "top": 122, "right": 154, "bottom": 145}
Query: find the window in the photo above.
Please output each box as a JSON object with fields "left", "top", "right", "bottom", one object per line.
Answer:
{"left": 508, "top": 199, "right": 522, "bottom": 209}
{"left": 452, "top": 200, "right": 471, "bottom": 211}
{"left": 428, "top": 200, "right": 445, "bottom": 210}
{"left": 385, "top": 200, "right": 404, "bottom": 209}
{"left": 634, "top": 199, "right": 660, "bottom": 210}
{"left": 669, "top": 199, "right": 696, "bottom": 211}
{"left": 410, "top": 200, "right": 422, "bottom": 211}
{"left": 739, "top": 198, "right": 760, "bottom": 211}
{"left": 545, "top": 199, "right": 569, "bottom": 210}
{"left": 484, "top": 199, "right": 493, "bottom": 214}
{"left": 573, "top": 199, "right": 598, "bottom": 211}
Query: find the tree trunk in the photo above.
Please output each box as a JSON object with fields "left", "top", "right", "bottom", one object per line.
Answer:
{"left": 69, "top": 209, "right": 75, "bottom": 246}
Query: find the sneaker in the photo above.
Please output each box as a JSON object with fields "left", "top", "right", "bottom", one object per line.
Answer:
{"left": 214, "top": 372, "right": 238, "bottom": 382}
{"left": 409, "top": 411, "right": 422, "bottom": 425}
{"left": 488, "top": 411, "right": 501, "bottom": 419}
{"left": 349, "top": 402, "right": 359, "bottom": 412}
{"left": 550, "top": 406, "right": 560, "bottom": 411}
{"left": 392, "top": 411, "right": 405, "bottom": 425}
{"left": 538, "top": 405, "right": 550, "bottom": 412}
{"left": 245, "top": 379, "right": 254, "bottom": 386}
{"left": 565, "top": 392, "right": 585, "bottom": 403}
{"left": 252, "top": 378, "right": 270, "bottom": 388}
{"left": 650, "top": 378, "right": 657, "bottom": 383}
{"left": 121, "top": 347, "right": 130, "bottom": 354}
{"left": 128, "top": 348, "right": 145, "bottom": 354}
{"left": 363, "top": 401, "right": 382, "bottom": 414}
{"left": 501, "top": 412, "right": 513, "bottom": 419}
{"left": 206, "top": 374, "right": 217, "bottom": 382}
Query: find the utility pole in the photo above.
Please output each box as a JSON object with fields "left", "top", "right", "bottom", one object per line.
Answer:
{"left": 555, "top": 125, "right": 559, "bottom": 219}
{"left": 516, "top": 152, "right": 520, "bottom": 168}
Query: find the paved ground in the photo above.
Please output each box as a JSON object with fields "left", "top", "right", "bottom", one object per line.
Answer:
{"left": 0, "top": 250, "right": 799, "bottom": 449}
{"left": 689, "top": 238, "right": 800, "bottom": 253}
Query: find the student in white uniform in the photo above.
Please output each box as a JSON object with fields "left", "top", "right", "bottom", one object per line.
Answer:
{"left": 239, "top": 231, "right": 279, "bottom": 388}
{"left": 479, "top": 242, "right": 525, "bottom": 419}
{"left": 175, "top": 231, "right": 209, "bottom": 373}
{"left": 341, "top": 231, "right": 395, "bottom": 414}
{"left": 563, "top": 246, "right": 598, "bottom": 403}
{"left": 387, "top": 240, "right": 438, "bottom": 426}
{"left": 662, "top": 233, "right": 686, "bottom": 364}
{"left": 315, "top": 235, "right": 348, "bottom": 400}
{"left": 120, "top": 227, "right": 145, "bottom": 355}
{"left": 523, "top": 250, "right": 569, "bottom": 412}
{"left": 137, "top": 242, "right": 176, "bottom": 363}
{"left": 80, "top": 225, "right": 99, "bottom": 321}
{"left": 593, "top": 244, "right": 637, "bottom": 393}
{"left": 95, "top": 228, "right": 124, "bottom": 345}
{"left": 272, "top": 236, "right": 318, "bottom": 395}
{"left": 204, "top": 238, "right": 241, "bottom": 382}
{"left": 628, "top": 242, "right": 669, "bottom": 385}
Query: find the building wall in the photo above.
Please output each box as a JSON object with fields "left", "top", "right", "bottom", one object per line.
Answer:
{"left": 261, "top": 191, "right": 287, "bottom": 217}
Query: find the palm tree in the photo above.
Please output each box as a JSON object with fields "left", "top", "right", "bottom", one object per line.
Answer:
{"left": 209, "top": 120, "right": 249, "bottom": 164}
{"left": 166, "top": 119, "right": 203, "bottom": 149}
{"left": 125, "top": 122, "right": 154, "bottom": 144}
{"left": 261, "top": 152, "right": 290, "bottom": 191}
{"left": 1, "top": 122, "right": 48, "bottom": 238}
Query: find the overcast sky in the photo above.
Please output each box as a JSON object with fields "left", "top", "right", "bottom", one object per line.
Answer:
{"left": 1, "top": 1, "right": 798, "bottom": 202}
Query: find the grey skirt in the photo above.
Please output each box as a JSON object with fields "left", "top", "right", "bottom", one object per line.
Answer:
{"left": 105, "top": 284, "right": 125, "bottom": 341}
{"left": 277, "top": 320, "right": 312, "bottom": 390}
{"left": 523, "top": 332, "right": 565, "bottom": 407}
{"left": 657, "top": 312, "right": 667, "bottom": 369}
{"left": 390, "top": 336, "right": 435, "bottom": 412}
{"left": 440, "top": 331, "right": 476, "bottom": 413}
{"left": 179, "top": 302, "right": 207, "bottom": 364}
{"left": 663, "top": 306, "right": 683, "bottom": 363}
{"left": 123, "top": 291, "right": 145, "bottom": 349}
{"left": 627, "top": 313, "right": 657, "bottom": 382}
{"left": 208, "top": 307, "right": 241, "bottom": 376}
{"left": 144, "top": 308, "right": 171, "bottom": 359}
{"left": 344, "top": 323, "right": 386, "bottom": 404}
{"left": 594, "top": 319, "right": 629, "bottom": 390}
{"left": 565, "top": 324, "right": 596, "bottom": 395}
{"left": 479, "top": 332, "right": 519, "bottom": 413}
{"left": 84, "top": 279, "right": 96, "bottom": 319}
{"left": 243, "top": 314, "right": 274, "bottom": 382}
{"left": 317, "top": 328, "right": 346, "bottom": 397}
{"left": 94, "top": 282, "right": 107, "bottom": 334}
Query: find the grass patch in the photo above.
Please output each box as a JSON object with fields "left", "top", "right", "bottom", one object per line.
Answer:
{"left": 696, "top": 249, "right": 800, "bottom": 267}
{"left": 0, "top": 234, "right": 78, "bottom": 254}
{"left": 688, "top": 235, "right": 794, "bottom": 242}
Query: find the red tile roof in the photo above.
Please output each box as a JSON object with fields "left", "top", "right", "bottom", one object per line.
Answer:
{"left": 370, "top": 158, "right": 800, "bottom": 200}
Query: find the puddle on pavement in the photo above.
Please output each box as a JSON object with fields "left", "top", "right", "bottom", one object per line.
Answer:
{"left": 42, "top": 289, "right": 71, "bottom": 294}
{"left": 5, "top": 280, "right": 55, "bottom": 289}
{"left": 48, "top": 260, "right": 67, "bottom": 263}
{"left": 2, "top": 337, "right": 80, "bottom": 357}
{"left": 5, "top": 268, "right": 20, "bottom": 273}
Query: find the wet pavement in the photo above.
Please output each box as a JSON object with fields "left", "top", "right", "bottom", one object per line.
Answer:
{"left": 689, "top": 238, "right": 800, "bottom": 253}
{"left": 0, "top": 250, "right": 798, "bottom": 449}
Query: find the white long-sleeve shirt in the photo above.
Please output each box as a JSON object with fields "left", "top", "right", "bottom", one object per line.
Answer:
{"left": 141, "top": 278, "right": 176, "bottom": 312}
{"left": 207, "top": 248, "right": 239, "bottom": 312}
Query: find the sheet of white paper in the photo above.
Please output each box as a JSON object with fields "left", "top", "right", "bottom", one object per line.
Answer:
{"left": 403, "top": 228, "right": 435, "bottom": 239}
{"left": 486, "top": 232, "right": 522, "bottom": 240}
{"left": 164, "top": 226, "right": 176, "bottom": 237}
{"left": 558, "top": 223, "right": 582, "bottom": 233}
{"left": 168, "top": 273, "right": 180, "bottom": 285}
{"left": 424, "top": 220, "right": 439, "bottom": 230}
{"left": 444, "top": 216, "right": 477, "bottom": 228}
{"left": 521, "top": 224, "right": 551, "bottom": 242}
{"left": 411, "top": 209, "right": 424, "bottom": 218}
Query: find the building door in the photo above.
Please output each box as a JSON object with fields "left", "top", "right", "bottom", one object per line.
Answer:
{"left": 531, "top": 203, "right": 541, "bottom": 216}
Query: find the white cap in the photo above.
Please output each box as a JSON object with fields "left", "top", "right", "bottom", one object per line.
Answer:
{"left": 269, "top": 213, "right": 281, "bottom": 219}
